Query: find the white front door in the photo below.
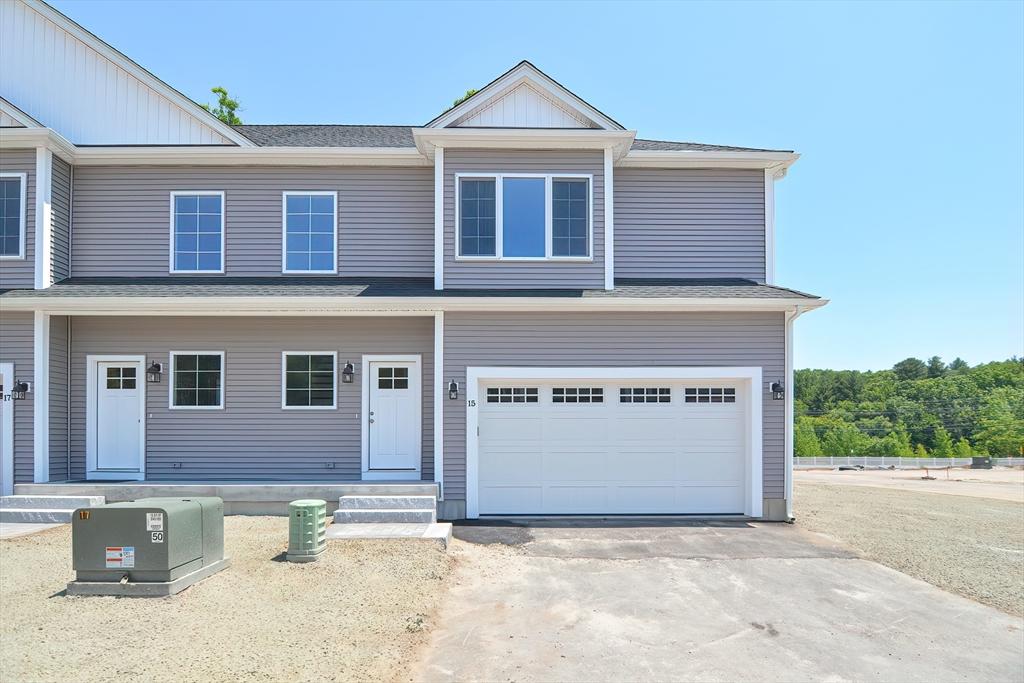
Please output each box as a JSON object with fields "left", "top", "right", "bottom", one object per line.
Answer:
{"left": 366, "top": 358, "right": 421, "bottom": 477}
{"left": 88, "top": 358, "right": 145, "bottom": 480}
{"left": 0, "top": 363, "right": 13, "bottom": 496}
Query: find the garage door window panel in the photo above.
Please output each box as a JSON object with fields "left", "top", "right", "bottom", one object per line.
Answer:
{"left": 486, "top": 387, "right": 539, "bottom": 404}
{"left": 685, "top": 387, "right": 736, "bottom": 404}
{"left": 620, "top": 387, "right": 671, "bottom": 404}
{"left": 552, "top": 387, "right": 604, "bottom": 404}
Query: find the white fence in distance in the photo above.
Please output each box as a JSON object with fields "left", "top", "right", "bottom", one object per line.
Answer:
{"left": 795, "top": 457, "right": 1024, "bottom": 469}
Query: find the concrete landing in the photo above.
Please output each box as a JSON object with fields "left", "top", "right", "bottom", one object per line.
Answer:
{"left": 0, "top": 522, "right": 64, "bottom": 539}
{"left": 327, "top": 522, "right": 452, "bottom": 548}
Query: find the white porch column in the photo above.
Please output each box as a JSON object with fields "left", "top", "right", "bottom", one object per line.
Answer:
{"left": 433, "top": 311, "right": 444, "bottom": 499}
{"left": 34, "top": 147, "right": 53, "bottom": 290}
{"left": 434, "top": 146, "right": 445, "bottom": 290}
{"left": 33, "top": 311, "right": 49, "bottom": 482}
{"left": 784, "top": 306, "right": 804, "bottom": 520}
{"left": 603, "top": 147, "right": 615, "bottom": 291}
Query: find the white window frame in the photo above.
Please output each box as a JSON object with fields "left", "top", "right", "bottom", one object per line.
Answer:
{"left": 169, "top": 190, "right": 226, "bottom": 274}
{"left": 0, "top": 172, "right": 27, "bottom": 260}
{"left": 281, "top": 190, "right": 339, "bottom": 275}
{"left": 281, "top": 351, "right": 337, "bottom": 410}
{"left": 455, "top": 173, "right": 593, "bottom": 261}
{"left": 168, "top": 351, "right": 225, "bottom": 410}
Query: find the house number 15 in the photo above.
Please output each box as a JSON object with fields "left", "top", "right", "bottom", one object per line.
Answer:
{"left": 467, "top": 400, "right": 476, "bottom": 407}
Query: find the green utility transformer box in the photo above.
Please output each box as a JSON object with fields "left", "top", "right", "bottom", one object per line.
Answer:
{"left": 68, "top": 497, "right": 230, "bottom": 597}
{"left": 287, "top": 499, "right": 327, "bottom": 562}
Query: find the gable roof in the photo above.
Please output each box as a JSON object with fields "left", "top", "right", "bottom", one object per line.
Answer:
{"left": 0, "top": 97, "right": 42, "bottom": 128}
{"left": 3, "top": 0, "right": 251, "bottom": 146}
{"left": 424, "top": 61, "right": 625, "bottom": 131}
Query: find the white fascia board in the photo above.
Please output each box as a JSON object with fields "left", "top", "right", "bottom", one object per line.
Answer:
{"left": 426, "top": 63, "right": 623, "bottom": 131}
{"left": 620, "top": 150, "right": 800, "bottom": 171}
{"left": 0, "top": 97, "right": 43, "bottom": 127}
{"left": 3, "top": 296, "right": 829, "bottom": 316}
{"left": 0, "top": 128, "right": 76, "bottom": 164}
{"left": 24, "top": 0, "right": 253, "bottom": 147}
{"left": 72, "top": 146, "right": 430, "bottom": 167}
{"left": 413, "top": 128, "right": 636, "bottom": 160}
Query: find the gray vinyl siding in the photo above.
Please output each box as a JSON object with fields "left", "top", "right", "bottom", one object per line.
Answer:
{"left": 614, "top": 168, "right": 766, "bottom": 282}
{"left": 48, "top": 316, "right": 69, "bottom": 480}
{"left": 442, "top": 312, "right": 785, "bottom": 501}
{"left": 71, "top": 166, "right": 434, "bottom": 277}
{"left": 0, "top": 149, "right": 35, "bottom": 289}
{"left": 51, "top": 157, "right": 71, "bottom": 282}
{"left": 69, "top": 316, "right": 434, "bottom": 481}
{"left": 443, "top": 150, "right": 605, "bottom": 289}
{"left": 0, "top": 312, "right": 34, "bottom": 482}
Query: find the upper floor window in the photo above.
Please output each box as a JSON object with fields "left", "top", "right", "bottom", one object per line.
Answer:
{"left": 283, "top": 192, "right": 337, "bottom": 274}
{"left": 457, "top": 174, "right": 591, "bottom": 260}
{"left": 0, "top": 173, "right": 27, "bottom": 260}
{"left": 171, "top": 192, "right": 224, "bottom": 273}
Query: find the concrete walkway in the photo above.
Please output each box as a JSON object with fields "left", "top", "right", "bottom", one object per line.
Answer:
{"left": 0, "top": 522, "right": 63, "bottom": 539}
{"left": 413, "top": 521, "right": 1024, "bottom": 682}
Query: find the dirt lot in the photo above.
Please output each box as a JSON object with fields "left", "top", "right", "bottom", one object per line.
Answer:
{"left": 796, "top": 480, "right": 1024, "bottom": 617}
{"left": 795, "top": 467, "right": 1024, "bottom": 502}
{"left": 0, "top": 516, "right": 453, "bottom": 683}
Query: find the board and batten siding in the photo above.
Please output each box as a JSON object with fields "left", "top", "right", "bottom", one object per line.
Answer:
{"left": 443, "top": 149, "right": 605, "bottom": 289}
{"left": 442, "top": 312, "right": 785, "bottom": 503}
{"left": 71, "top": 166, "right": 434, "bottom": 277}
{"left": 68, "top": 316, "right": 434, "bottom": 482}
{"left": 0, "top": 312, "right": 34, "bottom": 482}
{"left": 51, "top": 157, "right": 71, "bottom": 283}
{"left": 0, "top": 148, "right": 35, "bottom": 289}
{"left": 614, "top": 168, "right": 766, "bottom": 282}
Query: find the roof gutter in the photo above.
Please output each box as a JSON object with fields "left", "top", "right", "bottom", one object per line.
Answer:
{"left": 621, "top": 150, "right": 800, "bottom": 173}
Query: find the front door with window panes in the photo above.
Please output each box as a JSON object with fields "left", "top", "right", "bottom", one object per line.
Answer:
{"left": 95, "top": 362, "right": 143, "bottom": 472}
{"left": 367, "top": 361, "right": 420, "bottom": 472}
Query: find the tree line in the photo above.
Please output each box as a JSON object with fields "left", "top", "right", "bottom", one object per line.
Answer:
{"left": 794, "top": 357, "right": 1024, "bottom": 457}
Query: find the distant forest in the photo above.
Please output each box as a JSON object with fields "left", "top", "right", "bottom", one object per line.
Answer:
{"left": 794, "top": 357, "right": 1024, "bottom": 457}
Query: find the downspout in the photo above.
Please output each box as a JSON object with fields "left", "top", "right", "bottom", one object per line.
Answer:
{"left": 784, "top": 305, "right": 806, "bottom": 521}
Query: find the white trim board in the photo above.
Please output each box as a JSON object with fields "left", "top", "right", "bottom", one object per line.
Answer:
{"left": 33, "top": 147, "right": 52, "bottom": 289}
{"left": 0, "top": 172, "right": 27, "bottom": 261}
{"left": 85, "top": 354, "right": 146, "bottom": 481}
{"left": 433, "top": 313, "right": 444, "bottom": 498}
{"left": 464, "top": 366, "right": 763, "bottom": 519}
{"left": 360, "top": 353, "right": 423, "bottom": 481}
{"left": 0, "top": 363, "right": 14, "bottom": 496}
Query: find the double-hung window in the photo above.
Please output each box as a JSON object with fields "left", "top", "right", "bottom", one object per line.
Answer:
{"left": 457, "top": 174, "right": 591, "bottom": 259}
{"left": 170, "top": 352, "right": 224, "bottom": 409}
{"left": 171, "top": 191, "right": 224, "bottom": 273}
{"left": 282, "top": 352, "right": 336, "bottom": 409}
{"left": 0, "top": 173, "right": 27, "bottom": 259}
{"left": 283, "top": 192, "right": 337, "bottom": 274}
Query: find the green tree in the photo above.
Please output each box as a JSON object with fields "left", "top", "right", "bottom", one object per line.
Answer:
{"left": 947, "top": 357, "right": 970, "bottom": 373}
{"left": 893, "top": 357, "right": 928, "bottom": 381}
{"left": 820, "top": 421, "right": 873, "bottom": 456}
{"left": 974, "top": 388, "right": 1024, "bottom": 455}
{"left": 927, "top": 356, "right": 947, "bottom": 378}
{"left": 452, "top": 89, "right": 478, "bottom": 108}
{"left": 794, "top": 417, "right": 823, "bottom": 456}
{"left": 914, "top": 443, "right": 929, "bottom": 458}
{"left": 932, "top": 425, "right": 954, "bottom": 457}
{"left": 201, "top": 86, "right": 242, "bottom": 125}
{"left": 878, "top": 424, "right": 914, "bottom": 456}
{"left": 953, "top": 438, "right": 973, "bottom": 457}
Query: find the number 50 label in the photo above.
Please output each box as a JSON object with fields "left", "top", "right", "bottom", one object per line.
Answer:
{"left": 151, "top": 531, "right": 164, "bottom": 543}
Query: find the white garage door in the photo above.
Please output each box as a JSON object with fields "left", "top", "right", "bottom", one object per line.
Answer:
{"left": 478, "top": 381, "right": 748, "bottom": 515}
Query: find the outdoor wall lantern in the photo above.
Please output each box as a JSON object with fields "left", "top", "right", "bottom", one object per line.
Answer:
{"left": 341, "top": 362, "right": 355, "bottom": 384}
{"left": 11, "top": 381, "right": 30, "bottom": 400}
{"left": 448, "top": 380, "right": 459, "bottom": 400}
{"left": 146, "top": 362, "right": 163, "bottom": 383}
{"left": 770, "top": 381, "right": 785, "bottom": 400}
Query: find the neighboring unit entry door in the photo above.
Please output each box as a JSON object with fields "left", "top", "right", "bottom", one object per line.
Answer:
{"left": 92, "top": 361, "right": 144, "bottom": 477}
{"left": 367, "top": 360, "right": 421, "bottom": 473}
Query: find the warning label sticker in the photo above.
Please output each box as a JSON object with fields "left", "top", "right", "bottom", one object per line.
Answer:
{"left": 105, "top": 546, "right": 135, "bottom": 569}
{"left": 146, "top": 513, "right": 164, "bottom": 531}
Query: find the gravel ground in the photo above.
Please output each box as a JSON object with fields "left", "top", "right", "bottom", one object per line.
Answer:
{"left": 0, "top": 516, "right": 453, "bottom": 683}
{"left": 796, "top": 482, "right": 1024, "bottom": 617}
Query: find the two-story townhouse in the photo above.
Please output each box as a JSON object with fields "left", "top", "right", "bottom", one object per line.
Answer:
{"left": 0, "top": 0, "right": 825, "bottom": 520}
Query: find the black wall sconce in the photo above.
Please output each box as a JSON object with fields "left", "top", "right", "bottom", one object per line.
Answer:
{"left": 146, "top": 362, "right": 163, "bottom": 383}
{"left": 770, "top": 381, "right": 785, "bottom": 400}
{"left": 341, "top": 362, "right": 355, "bottom": 384}
{"left": 11, "top": 381, "right": 30, "bottom": 400}
{"left": 448, "top": 380, "right": 459, "bottom": 400}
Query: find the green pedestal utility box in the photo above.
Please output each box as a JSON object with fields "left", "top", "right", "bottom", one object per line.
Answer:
{"left": 287, "top": 499, "right": 327, "bottom": 562}
{"left": 68, "top": 496, "right": 230, "bottom": 597}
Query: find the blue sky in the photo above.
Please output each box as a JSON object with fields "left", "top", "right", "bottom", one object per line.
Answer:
{"left": 53, "top": 0, "right": 1024, "bottom": 371}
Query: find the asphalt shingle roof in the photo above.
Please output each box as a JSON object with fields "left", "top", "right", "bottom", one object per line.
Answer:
{"left": 1, "top": 278, "right": 819, "bottom": 300}
{"left": 231, "top": 125, "right": 785, "bottom": 153}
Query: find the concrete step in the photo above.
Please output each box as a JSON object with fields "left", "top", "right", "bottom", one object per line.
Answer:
{"left": 326, "top": 522, "right": 453, "bottom": 549}
{"left": 0, "top": 508, "right": 75, "bottom": 524}
{"left": 333, "top": 508, "right": 436, "bottom": 524}
{"left": 337, "top": 495, "right": 437, "bottom": 511}
{"left": 0, "top": 495, "right": 105, "bottom": 510}
{"left": 333, "top": 483, "right": 439, "bottom": 496}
